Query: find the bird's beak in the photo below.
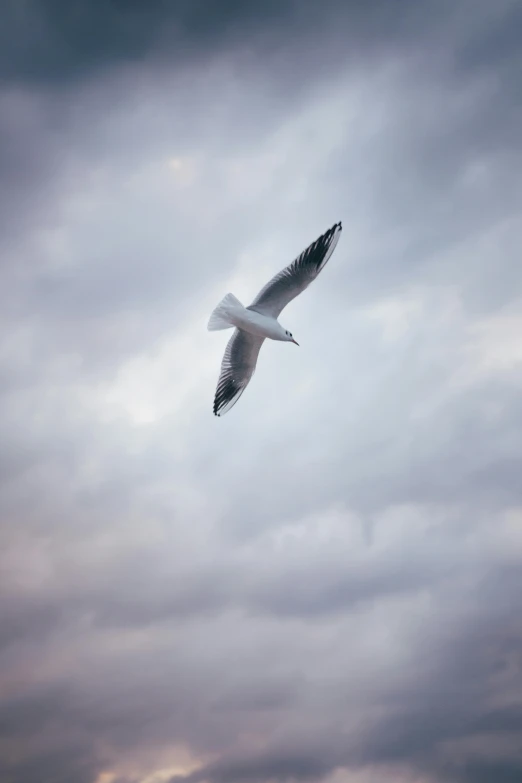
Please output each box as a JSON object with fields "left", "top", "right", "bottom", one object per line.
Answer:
{"left": 292, "top": 338, "right": 299, "bottom": 346}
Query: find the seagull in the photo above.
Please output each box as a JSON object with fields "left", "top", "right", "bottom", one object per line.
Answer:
{"left": 208, "top": 221, "right": 342, "bottom": 416}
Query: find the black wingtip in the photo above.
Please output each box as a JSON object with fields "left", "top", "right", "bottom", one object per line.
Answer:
{"left": 324, "top": 221, "right": 341, "bottom": 239}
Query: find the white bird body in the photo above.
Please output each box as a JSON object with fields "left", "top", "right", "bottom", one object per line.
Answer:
{"left": 208, "top": 293, "right": 294, "bottom": 342}
{"left": 208, "top": 222, "right": 342, "bottom": 416}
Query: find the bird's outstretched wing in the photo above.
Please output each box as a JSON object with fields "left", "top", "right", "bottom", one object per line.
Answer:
{"left": 213, "top": 329, "right": 265, "bottom": 416}
{"left": 248, "top": 222, "right": 342, "bottom": 319}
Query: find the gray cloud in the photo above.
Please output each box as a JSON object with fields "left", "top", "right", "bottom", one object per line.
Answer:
{"left": 1, "top": 1, "right": 522, "bottom": 783}
{"left": 0, "top": 0, "right": 441, "bottom": 88}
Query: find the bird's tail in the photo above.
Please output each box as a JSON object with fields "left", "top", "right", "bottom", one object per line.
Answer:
{"left": 207, "top": 292, "right": 244, "bottom": 331}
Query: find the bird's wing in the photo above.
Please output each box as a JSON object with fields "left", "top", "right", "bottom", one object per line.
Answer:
{"left": 213, "top": 328, "right": 265, "bottom": 416}
{"left": 248, "top": 222, "right": 342, "bottom": 319}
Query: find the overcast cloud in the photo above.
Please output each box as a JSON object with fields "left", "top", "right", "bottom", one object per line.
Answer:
{"left": 1, "top": 1, "right": 522, "bottom": 782}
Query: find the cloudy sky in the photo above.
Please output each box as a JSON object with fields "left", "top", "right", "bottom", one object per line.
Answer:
{"left": 1, "top": 1, "right": 522, "bottom": 782}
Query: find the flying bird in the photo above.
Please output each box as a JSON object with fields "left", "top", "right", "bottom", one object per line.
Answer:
{"left": 208, "top": 221, "right": 342, "bottom": 416}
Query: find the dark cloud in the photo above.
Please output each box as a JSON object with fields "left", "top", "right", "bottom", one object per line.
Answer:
{"left": 159, "top": 562, "right": 522, "bottom": 783}
{"left": 0, "top": 0, "right": 435, "bottom": 88}
{"left": 168, "top": 747, "right": 337, "bottom": 783}
{"left": 1, "top": 1, "right": 522, "bottom": 783}
{"left": 0, "top": 686, "right": 104, "bottom": 783}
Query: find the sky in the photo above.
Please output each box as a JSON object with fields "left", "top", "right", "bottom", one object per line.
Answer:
{"left": 1, "top": 1, "right": 522, "bottom": 782}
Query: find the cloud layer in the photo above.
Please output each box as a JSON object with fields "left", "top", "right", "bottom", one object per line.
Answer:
{"left": 1, "top": 2, "right": 522, "bottom": 782}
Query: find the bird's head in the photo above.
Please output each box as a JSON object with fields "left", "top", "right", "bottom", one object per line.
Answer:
{"left": 284, "top": 329, "right": 299, "bottom": 346}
